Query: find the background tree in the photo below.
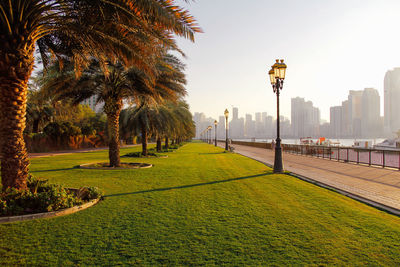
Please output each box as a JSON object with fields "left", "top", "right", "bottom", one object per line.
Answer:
{"left": 26, "top": 89, "right": 54, "bottom": 133}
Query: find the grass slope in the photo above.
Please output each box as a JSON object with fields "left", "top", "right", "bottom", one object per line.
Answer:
{"left": 1, "top": 143, "right": 400, "bottom": 265}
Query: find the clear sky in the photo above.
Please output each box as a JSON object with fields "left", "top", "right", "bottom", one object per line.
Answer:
{"left": 176, "top": 0, "right": 400, "bottom": 122}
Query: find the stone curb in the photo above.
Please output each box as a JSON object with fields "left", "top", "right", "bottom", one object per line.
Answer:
{"left": 122, "top": 155, "right": 168, "bottom": 159}
{"left": 79, "top": 162, "right": 152, "bottom": 170}
{"left": 0, "top": 198, "right": 100, "bottom": 224}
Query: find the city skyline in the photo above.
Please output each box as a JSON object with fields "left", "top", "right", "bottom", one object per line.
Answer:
{"left": 176, "top": 0, "right": 400, "bottom": 121}
{"left": 194, "top": 71, "right": 400, "bottom": 139}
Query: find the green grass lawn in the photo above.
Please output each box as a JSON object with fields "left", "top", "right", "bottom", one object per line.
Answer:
{"left": 1, "top": 142, "right": 400, "bottom": 265}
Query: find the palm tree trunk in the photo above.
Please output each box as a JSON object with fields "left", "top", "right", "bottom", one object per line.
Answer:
{"left": 0, "top": 42, "right": 35, "bottom": 190}
{"left": 156, "top": 136, "right": 162, "bottom": 152}
{"left": 141, "top": 127, "right": 148, "bottom": 156}
{"left": 104, "top": 98, "right": 122, "bottom": 167}
{"left": 165, "top": 137, "right": 169, "bottom": 149}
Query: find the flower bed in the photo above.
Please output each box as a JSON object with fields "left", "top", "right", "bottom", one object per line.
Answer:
{"left": 79, "top": 162, "right": 152, "bottom": 169}
{"left": 0, "top": 176, "right": 103, "bottom": 219}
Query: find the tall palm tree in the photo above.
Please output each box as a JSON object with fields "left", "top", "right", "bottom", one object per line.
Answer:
{"left": 0, "top": 0, "right": 200, "bottom": 189}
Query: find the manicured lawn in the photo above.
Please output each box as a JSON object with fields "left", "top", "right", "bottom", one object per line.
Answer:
{"left": 1, "top": 142, "right": 400, "bottom": 265}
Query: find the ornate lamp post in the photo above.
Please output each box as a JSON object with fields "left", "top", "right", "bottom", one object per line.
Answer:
{"left": 268, "top": 59, "right": 287, "bottom": 173}
{"left": 214, "top": 120, "right": 218, "bottom": 146}
{"left": 224, "top": 109, "right": 229, "bottom": 150}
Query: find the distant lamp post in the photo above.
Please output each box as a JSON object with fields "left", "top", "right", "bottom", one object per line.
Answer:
{"left": 269, "top": 59, "right": 287, "bottom": 173}
{"left": 224, "top": 109, "right": 229, "bottom": 150}
{"left": 214, "top": 120, "right": 218, "bottom": 146}
{"left": 208, "top": 126, "right": 212, "bottom": 144}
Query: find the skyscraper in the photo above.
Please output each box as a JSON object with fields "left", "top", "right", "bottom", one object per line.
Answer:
{"left": 330, "top": 106, "right": 342, "bottom": 138}
{"left": 245, "top": 114, "right": 255, "bottom": 138}
{"left": 229, "top": 107, "right": 244, "bottom": 138}
{"left": 361, "top": 88, "right": 381, "bottom": 137}
{"left": 348, "top": 90, "right": 363, "bottom": 138}
{"left": 291, "top": 97, "right": 320, "bottom": 138}
{"left": 218, "top": 115, "right": 225, "bottom": 139}
{"left": 384, "top": 68, "right": 400, "bottom": 135}
{"left": 232, "top": 107, "right": 239, "bottom": 120}
{"left": 341, "top": 100, "right": 351, "bottom": 137}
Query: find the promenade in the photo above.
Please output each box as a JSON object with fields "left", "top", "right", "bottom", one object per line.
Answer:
{"left": 218, "top": 142, "right": 400, "bottom": 215}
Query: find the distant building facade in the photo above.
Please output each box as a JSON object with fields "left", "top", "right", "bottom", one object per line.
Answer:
{"left": 384, "top": 68, "right": 400, "bottom": 136}
{"left": 80, "top": 95, "right": 104, "bottom": 113}
{"left": 291, "top": 97, "right": 320, "bottom": 138}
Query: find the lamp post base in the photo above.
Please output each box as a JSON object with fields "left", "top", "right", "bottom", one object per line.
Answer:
{"left": 273, "top": 138, "right": 284, "bottom": 173}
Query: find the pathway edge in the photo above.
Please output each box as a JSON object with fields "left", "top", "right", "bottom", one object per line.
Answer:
{"left": 234, "top": 150, "right": 400, "bottom": 216}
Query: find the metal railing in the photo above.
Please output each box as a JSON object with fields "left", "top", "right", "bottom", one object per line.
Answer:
{"left": 282, "top": 144, "right": 400, "bottom": 170}
{"left": 221, "top": 140, "right": 400, "bottom": 170}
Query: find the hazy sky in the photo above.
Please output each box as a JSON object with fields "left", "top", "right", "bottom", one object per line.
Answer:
{"left": 176, "top": 0, "right": 400, "bottom": 122}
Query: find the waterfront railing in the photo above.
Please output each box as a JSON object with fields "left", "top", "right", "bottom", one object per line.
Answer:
{"left": 221, "top": 140, "right": 400, "bottom": 170}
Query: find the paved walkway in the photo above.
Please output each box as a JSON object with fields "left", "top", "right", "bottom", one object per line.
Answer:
{"left": 218, "top": 142, "right": 400, "bottom": 214}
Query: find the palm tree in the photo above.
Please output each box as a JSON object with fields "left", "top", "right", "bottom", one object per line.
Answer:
{"left": 0, "top": 0, "right": 200, "bottom": 189}
{"left": 128, "top": 53, "right": 188, "bottom": 155}
{"left": 42, "top": 52, "right": 187, "bottom": 165}
{"left": 167, "top": 100, "right": 195, "bottom": 144}
{"left": 42, "top": 60, "right": 156, "bottom": 166}
{"left": 126, "top": 104, "right": 158, "bottom": 156}
{"left": 123, "top": 100, "right": 194, "bottom": 156}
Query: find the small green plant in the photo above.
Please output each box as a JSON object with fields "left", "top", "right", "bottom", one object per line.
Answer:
{"left": 0, "top": 176, "right": 101, "bottom": 216}
{"left": 77, "top": 187, "right": 104, "bottom": 201}
{"left": 124, "top": 151, "right": 164, "bottom": 157}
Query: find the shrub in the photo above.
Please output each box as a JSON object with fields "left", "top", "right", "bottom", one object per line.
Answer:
{"left": 0, "top": 176, "right": 102, "bottom": 216}
{"left": 124, "top": 151, "right": 158, "bottom": 157}
{"left": 76, "top": 187, "right": 104, "bottom": 201}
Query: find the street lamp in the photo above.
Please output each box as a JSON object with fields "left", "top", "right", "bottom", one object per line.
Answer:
{"left": 208, "top": 126, "right": 212, "bottom": 144}
{"left": 224, "top": 109, "right": 229, "bottom": 151}
{"left": 214, "top": 120, "right": 218, "bottom": 146}
{"left": 269, "top": 59, "right": 287, "bottom": 173}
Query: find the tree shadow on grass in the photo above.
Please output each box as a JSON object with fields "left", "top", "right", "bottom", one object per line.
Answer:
{"left": 105, "top": 172, "right": 273, "bottom": 198}
{"left": 198, "top": 152, "right": 226, "bottom": 155}
{"left": 31, "top": 167, "right": 78, "bottom": 173}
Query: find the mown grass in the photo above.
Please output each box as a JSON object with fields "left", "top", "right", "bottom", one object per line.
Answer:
{"left": 1, "top": 142, "right": 400, "bottom": 265}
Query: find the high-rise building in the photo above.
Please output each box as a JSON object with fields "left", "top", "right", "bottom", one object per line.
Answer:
{"left": 330, "top": 106, "right": 342, "bottom": 138}
{"left": 245, "top": 114, "right": 255, "bottom": 138}
{"left": 265, "top": 115, "right": 274, "bottom": 138}
{"left": 218, "top": 116, "right": 225, "bottom": 139}
{"left": 229, "top": 107, "right": 244, "bottom": 138}
{"left": 232, "top": 107, "right": 239, "bottom": 120}
{"left": 361, "top": 88, "right": 381, "bottom": 137}
{"left": 384, "top": 68, "right": 400, "bottom": 135}
{"left": 348, "top": 90, "right": 363, "bottom": 138}
{"left": 291, "top": 97, "right": 320, "bottom": 138}
{"left": 341, "top": 100, "right": 351, "bottom": 137}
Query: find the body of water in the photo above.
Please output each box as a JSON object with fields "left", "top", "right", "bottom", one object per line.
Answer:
{"left": 234, "top": 138, "right": 387, "bottom": 147}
